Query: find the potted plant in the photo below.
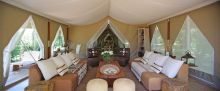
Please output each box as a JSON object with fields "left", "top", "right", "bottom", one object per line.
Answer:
{"left": 101, "top": 50, "right": 113, "bottom": 63}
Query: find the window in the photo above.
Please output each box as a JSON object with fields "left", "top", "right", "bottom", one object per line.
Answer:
{"left": 151, "top": 26, "right": 165, "bottom": 54}
{"left": 51, "top": 26, "right": 65, "bottom": 55}
{"left": 172, "top": 16, "right": 214, "bottom": 75}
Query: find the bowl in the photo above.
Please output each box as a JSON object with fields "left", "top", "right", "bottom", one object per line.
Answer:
{"left": 100, "top": 64, "right": 120, "bottom": 75}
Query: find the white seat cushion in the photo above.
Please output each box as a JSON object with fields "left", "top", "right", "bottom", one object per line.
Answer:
{"left": 131, "top": 62, "right": 148, "bottom": 76}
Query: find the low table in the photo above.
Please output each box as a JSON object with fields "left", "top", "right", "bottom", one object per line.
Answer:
{"left": 96, "top": 61, "right": 125, "bottom": 87}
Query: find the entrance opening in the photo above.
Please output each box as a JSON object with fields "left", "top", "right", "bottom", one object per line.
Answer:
{"left": 3, "top": 16, "right": 44, "bottom": 86}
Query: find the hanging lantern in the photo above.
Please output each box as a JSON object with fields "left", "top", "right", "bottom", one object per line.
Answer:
{"left": 181, "top": 51, "right": 196, "bottom": 67}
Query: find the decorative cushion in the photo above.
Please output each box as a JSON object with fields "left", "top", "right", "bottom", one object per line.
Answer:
{"left": 154, "top": 55, "right": 169, "bottom": 66}
{"left": 150, "top": 63, "right": 163, "bottom": 73}
{"left": 57, "top": 64, "right": 69, "bottom": 76}
{"left": 67, "top": 52, "right": 77, "bottom": 60}
{"left": 145, "top": 53, "right": 158, "bottom": 65}
{"left": 161, "top": 58, "right": 184, "bottom": 78}
{"left": 73, "top": 57, "right": 80, "bottom": 65}
{"left": 37, "top": 59, "right": 58, "bottom": 80}
{"left": 143, "top": 51, "right": 153, "bottom": 59}
{"left": 134, "top": 57, "right": 142, "bottom": 61}
{"left": 60, "top": 54, "right": 73, "bottom": 67}
{"left": 140, "top": 58, "right": 147, "bottom": 64}
{"left": 51, "top": 56, "right": 66, "bottom": 68}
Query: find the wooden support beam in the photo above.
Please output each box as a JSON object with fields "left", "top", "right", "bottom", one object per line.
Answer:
{"left": 47, "top": 21, "right": 51, "bottom": 58}
{"left": 67, "top": 26, "right": 69, "bottom": 41}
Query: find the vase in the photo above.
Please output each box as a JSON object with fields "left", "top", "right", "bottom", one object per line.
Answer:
{"left": 103, "top": 56, "right": 111, "bottom": 63}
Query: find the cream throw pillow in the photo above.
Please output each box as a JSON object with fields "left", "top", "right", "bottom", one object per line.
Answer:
{"left": 60, "top": 54, "right": 73, "bottom": 67}
{"left": 37, "top": 59, "right": 58, "bottom": 80}
{"left": 161, "top": 58, "right": 184, "bottom": 78}
{"left": 51, "top": 56, "right": 65, "bottom": 68}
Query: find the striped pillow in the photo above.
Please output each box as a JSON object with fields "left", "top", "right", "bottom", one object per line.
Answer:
{"left": 57, "top": 64, "right": 68, "bottom": 76}
{"left": 150, "top": 63, "right": 163, "bottom": 73}
{"left": 72, "top": 57, "right": 80, "bottom": 65}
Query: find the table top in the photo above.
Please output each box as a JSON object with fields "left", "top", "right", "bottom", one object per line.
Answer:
{"left": 96, "top": 61, "right": 125, "bottom": 78}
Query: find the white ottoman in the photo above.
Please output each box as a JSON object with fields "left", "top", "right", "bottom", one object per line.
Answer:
{"left": 86, "top": 78, "right": 108, "bottom": 91}
{"left": 113, "top": 78, "right": 135, "bottom": 91}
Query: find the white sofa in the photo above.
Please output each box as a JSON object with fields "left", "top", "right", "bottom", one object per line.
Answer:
{"left": 130, "top": 51, "right": 188, "bottom": 91}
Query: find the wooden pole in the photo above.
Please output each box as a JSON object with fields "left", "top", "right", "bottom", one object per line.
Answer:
{"left": 48, "top": 21, "right": 51, "bottom": 58}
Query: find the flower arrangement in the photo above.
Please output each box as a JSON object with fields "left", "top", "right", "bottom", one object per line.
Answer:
{"left": 101, "top": 51, "right": 113, "bottom": 63}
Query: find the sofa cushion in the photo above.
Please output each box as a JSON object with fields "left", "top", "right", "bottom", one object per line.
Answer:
{"left": 150, "top": 63, "right": 163, "bottom": 73}
{"left": 60, "top": 54, "right": 73, "bottom": 67}
{"left": 51, "top": 56, "right": 66, "bottom": 68}
{"left": 37, "top": 59, "right": 58, "bottom": 80}
{"left": 161, "top": 58, "right": 184, "bottom": 78}
{"left": 131, "top": 62, "right": 153, "bottom": 77}
{"left": 154, "top": 55, "right": 169, "bottom": 66}
{"left": 57, "top": 64, "right": 69, "bottom": 76}
{"left": 146, "top": 53, "right": 159, "bottom": 65}
{"left": 67, "top": 52, "right": 77, "bottom": 60}
{"left": 143, "top": 51, "right": 153, "bottom": 59}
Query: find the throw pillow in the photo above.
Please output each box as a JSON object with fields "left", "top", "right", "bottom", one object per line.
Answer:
{"left": 146, "top": 53, "right": 158, "bottom": 65}
{"left": 60, "top": 54, "right": 73, "bottom": 67}
{"left": 154, "top": 54, "right": 169, "bottom": 67}
{"left": 73, "top": 57, "right": 80, "bottom": 65}
{"left": 134, "top": 57, "right": 142, "bottom": 61}
{"left": 67, "top": 52, "right": 77, "bottom": 60}
{"left": 57, "top": 64, "right": 69, "bottom": 76}
{"left": 51, "top": 56, "right": 66, "bottom": 68}
{"left": 142, "top": 51, "right": 153, "bottom": 60}
{"left": 161, "top": 58, "right": 184, "bottom": 78}
{"left": 140, "top": 58, "right": 147, "bottom": 64}
{"left": 37, "top": 59, "right": 58, "bottom": 80}
{"left": 150, "top": 63, "right": 163, "bottom": 73}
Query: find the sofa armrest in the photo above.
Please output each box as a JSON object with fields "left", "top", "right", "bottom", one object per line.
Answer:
{"left": 51, "top": 73, "right": 78, "bottom": 91}
{"left": 29, "top": 64, "right": 43, "bottom": 85}
{"left": 176, "top": 64, "right": 189, "bottom": 82}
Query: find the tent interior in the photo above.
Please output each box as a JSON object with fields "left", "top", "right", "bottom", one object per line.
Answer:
{"left": 0, "top": 0, "right": 220, "bottom": 91}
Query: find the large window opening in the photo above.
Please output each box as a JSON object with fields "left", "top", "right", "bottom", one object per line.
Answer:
{"left": 151, "top": 26, "right": 165, "bottom": 54}
{"left": 51, "top": 26, "right": 65, "bottom": 56}
{"left": 3, "top": 16, "right": 44, "bottom": 86}
{"left": 172, "top": 16, "right": 214, "bottom": 75}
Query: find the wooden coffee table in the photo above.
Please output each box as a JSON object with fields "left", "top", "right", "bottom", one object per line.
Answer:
{"left": 96, "top": 61, "right": 125, "bottom": 87}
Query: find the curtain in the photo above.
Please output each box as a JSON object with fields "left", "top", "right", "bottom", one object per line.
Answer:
{"left": 151, "top": 26, "right": 165, "bottom": 54}
{"left": 87, "top": 20, "right": 130, "bottom": 49}
{"left": 51, "top": 26, "right": 65, "bottom": 56}
{"left": 144, "top": 28, "right": 150, "bottom": 51}
{"left": 172, "top": 16, "right": 214, "bottom": 75}
{"left": 3, "top": 16, "right": 44, "bottom": 86}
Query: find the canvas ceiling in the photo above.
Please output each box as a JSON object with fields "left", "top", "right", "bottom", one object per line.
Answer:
{"left": 2, "top": 0, "right": 217, "bottom": 25}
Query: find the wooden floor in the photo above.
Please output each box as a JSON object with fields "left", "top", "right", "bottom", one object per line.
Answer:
{"left": 5, "top": 66, "right": 219, "bottom": 91}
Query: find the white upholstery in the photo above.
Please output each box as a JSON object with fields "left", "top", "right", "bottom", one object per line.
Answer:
{"left": 113, "top": 78, "right": 135, "bottom": 91}
{"left": 86, "top": 78, "right": 108, "bottom": 91}
{"left": 131, "top": 62, "right": 153, "bottom": 81}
